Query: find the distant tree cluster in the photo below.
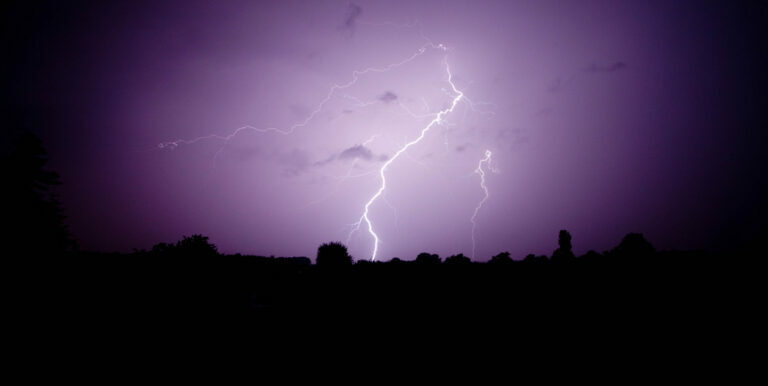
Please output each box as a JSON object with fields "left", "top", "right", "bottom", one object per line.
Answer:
{"left": 307, "top": 229, "right": 657, "bottom": 267}
{"left": 146, "top": 234, "right": 219, "bottom": 257}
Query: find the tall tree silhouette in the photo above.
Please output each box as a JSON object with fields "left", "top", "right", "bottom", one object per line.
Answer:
{"left": 551, "top": 229, "right": 575, "bottom": 261}
{"left": 1, "top": 131, "right": 72, "bottom": 256}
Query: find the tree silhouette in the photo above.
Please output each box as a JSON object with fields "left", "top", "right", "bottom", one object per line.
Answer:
{"left": 522, "top": 253, "right": 548, "bottom": 265}
{"left": 489, "top": 251, "right": 512, "bottom": 265}
{"left": 444, "top": 253, "right": 471, "bottom": 265}
{"left": 551, "top": 229, "right": 575, "bottom": 261}
{"left": 1, "top": 131, "right": 72, "bottom": 255}
{"left": 175, "top": 234, "right": 218, "bottom": 257}
{"left": 316, "top": 241, "right": 352, "bottom": 267}
{"left": 415, "top": 252, "right": 441, "bottom": 265}
{"left": 148, "top": 235, "right": 218, "bottom": 257}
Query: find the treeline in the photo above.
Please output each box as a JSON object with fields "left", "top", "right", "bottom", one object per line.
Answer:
{"left": 43, "top": 230, "right": 727, "bottom": 330}
{"left": 19, "top": 207, "right": 742, "bottom": 349}
{"left": 123, "top": 230, "right": 674, "bottom": 266}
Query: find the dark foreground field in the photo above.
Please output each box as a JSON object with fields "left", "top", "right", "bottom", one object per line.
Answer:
{"left": 12, "top": 241, "right": 760, "bottom": 378}
{"left": 22, "top": 247, "right": 748, "bottom": 341}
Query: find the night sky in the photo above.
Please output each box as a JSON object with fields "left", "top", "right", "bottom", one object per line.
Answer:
{"left": 3, "top": 0, "right": 766, "bottom": 260}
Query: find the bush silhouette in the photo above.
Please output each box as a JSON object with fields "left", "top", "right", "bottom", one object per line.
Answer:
{"left": 316, "top": 241, "right": 352, "bottom": 267}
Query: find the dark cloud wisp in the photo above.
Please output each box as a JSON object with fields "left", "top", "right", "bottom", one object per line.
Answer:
{"left": 341, "top": 3, "right": 363, "bottom": 32}
{"left": 339, "top": 144, "right": 374, "bottom": 161}
{"left": 315, "top": 144, "right": 387, "bottom": 167}
{"left": 378, "top": 91, "right": 398, "bottom": 103}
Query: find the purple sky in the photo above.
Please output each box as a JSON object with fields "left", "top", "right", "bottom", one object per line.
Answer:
{"left": 4, "top": 0, "right": 766, "bottom": 260}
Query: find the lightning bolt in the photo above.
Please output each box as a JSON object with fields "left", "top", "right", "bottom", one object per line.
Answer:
{"left": 157, "top": 41, "right": 446, "bottom": 161}
{"left": 351, "top": 51, "right": 464, "bottom": 261}
{"left": 157, "top": 17, "right": 499, "bottom": 261}
{"left": 470, "top": 149, "right": 493, "bottom": 260}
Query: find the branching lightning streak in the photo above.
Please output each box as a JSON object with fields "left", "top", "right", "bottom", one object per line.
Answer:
{"left": 157, "top": 42, "right": 445, "bottom": 158}
{"left": 353, "top": 53, "right": 463, "bottom": 261}
{"left": 470, "top": 149, "right": 493, "bottom": 259}
{"left": 157, "top": 17, "right": 500, "bottom": 261}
